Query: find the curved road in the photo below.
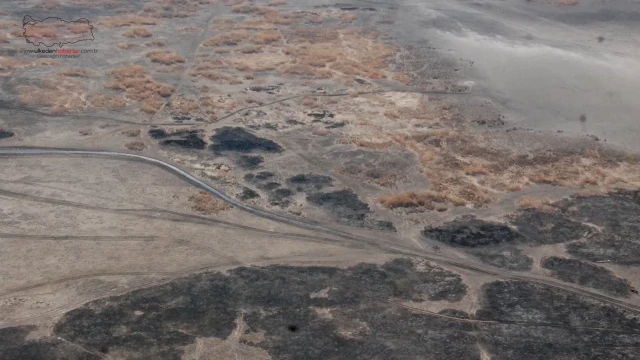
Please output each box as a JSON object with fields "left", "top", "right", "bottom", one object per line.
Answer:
{"left": 2, "top": 147, "right": 640, "bottom": 315}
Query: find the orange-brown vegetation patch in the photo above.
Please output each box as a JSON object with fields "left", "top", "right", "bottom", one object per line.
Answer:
{"left": 340, "top": 12, "right": 358, "bottom": 23}
{"left": 202, "top": 30, "right": 249, "bottom": 46}
{"left": 250, "top": 29, "right": 281, "bottom": 44}
{"left": 517, "top": 195, "right": 553, "bottom": 210}
{"left": 121, "top": 129, "right": 141, "bottom": 137}
{"left": 189, "top": 59, "right": 242, "bottom": 84}
{"left": 56, "top": 68, "right": 93, "bottom": 78}
{"left": 169, "top": 95, "right": 200, "bottom": 113}
{"left": 122, "top": 27, "right": 153, "bottom": 38}
{"left": 0, "top": 20, "right": 20, "bottom": 28}
{"left": 337, "top": 137, "right": 393, "bottom": 149}
{"left": 0, "top": 33, "right": 9, "bottom": 44}
{"left": 146, "top": 40, "right": 166, "bottom": 47}
{"left": 379, "top": 191, "right": 451, "bottom": 210}
{"left": 117, "top": 42, "right": 137, "bottom": 50}
{"left": 125, "top": 140, "right": 146, "bottom": 151}
{"left": 146, "top": 49, "right": 186, "bottom": 65}
{"left": 36, "top": 0, "right": 61, "bottom": 9}
{"left": 189, "top": 190, "right": 233, "bottom": 214}
{"left": 106, "top": 64, "right": 174, "bottom": 113}
{"left": 99, "top": 15, "right": 157, "bottom": 28}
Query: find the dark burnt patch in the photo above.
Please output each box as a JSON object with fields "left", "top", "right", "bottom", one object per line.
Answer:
{"left": 541, "top": 256, "right": 635, "bottom": 297}
{"left": 269, "top": 188, "right": 293, "bottom": 207}
{"left": 287, "top": 173, "right": 334, "bottom": 192}
{"left": 0, "top": 129, "right": 15, "bottom": 139}
{"left": 237, "top": 187, "right": 260, "bottom": 201}
{"left": 0, "top": 336, "right": 101, "bottom": 360}
{"left": 147, "top": 128, "right": 206, "bottom": 149}
{"left": 236, "top": 154, "right": 264, "bottom": 170}
{"left": 0, "top": 259, "right": 472, "bottom": 360}
{"left": 470, "top": 247, "right": 533, "bottom": 271}
{"left": 209, "top": 127, "right": 283, "bottom": 153}
{"left": 422, "top": 215, "right": 525, "bottom": 248}
{"left": 307, "top": 189, "right": 395, "bottom": 231}
{"left": 555, "top": 190, "right": 640, "bottom": 265}
{"left": 508, "top": 208, "right": 592, "bottom": 245}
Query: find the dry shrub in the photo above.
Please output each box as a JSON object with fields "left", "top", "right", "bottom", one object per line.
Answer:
{"left": 238, "top": 45, "right": 263, "bottom": 53}
{"left": 155, "top": 64, "right": 185, "bottom": 73}
{"left": 125, "top": 140, "right": 146, "bottom": 151}
{"left": 250, "top": 30, "right": 281, "bottom": 44}
{"left": 189, "top": 190, "right": 232, "bottom": 214}
{"left": 121, "top": 129, "right": 141, "bottom": 137}
{"left": 202, "top": 30, "right": 249, "bottom": 46}
{"left": 0, "top": 34, "right": 9, "bottom": 44}
{"left": 261, "top": 9, "right": 300, "bottom": 25}
{"left": 140, "top": 97, "right": 162, "bottom": 113}
{"left": 312, "top": 128, "right": 329, "bottom": 136}
{"left": 146, "top": 49, "right": 185, "bottom": 65}
{"left": 287, "top": 26, "right": 339, "bottom": 43}
{"left": 36, "top": 0, "right": 61, "bottom": 9}
{"left": 282, "top": 64, "right": 332, "bottom": 78}
{"left": 118, "top": 42, "right": 137, "bottom": 50}
{"left": 284, "top": 44, "right": 337, "bottom": 67}
{"left": 338, "top": 137, "right": 393, "bottom": 149}
{"left": 379, "top": 191, "right": 447, "bottom": 209}
{"left": 146, "top": 40, "right": 166, "bottom": 47}
{"left": 106, "top": 64, "right": 174, "bottom": 113}
{"left": 231, "top": 4, "right": 259, "bottom": 13}
{"left": 200, "top": 95, "right": 237, "bottom": 111}
{"left": 9, "top": 28, "right": 24, "bottom": 37}
{"left": 189, "top": 60, "right": 241, "bottom": 84}
{"left": 393, "top": 71, "right": 411, "bottom": 85}
{"left": 340, "top": 12, "right": 357, "bottom": 22}
{"left": 86, "top": 93, "right": 127, "bottom": 108}
{"left": 225, "top": 52, "right": 288, "bottom": 72}
{"left": 170, "top": 95, "right": 200, "bottom": 113}
{"left": 267, "top": 0, "right": 285, "bottom": 5}
{"left": 236, "top": 18, "right": 276, "bottom": 30}
{"left": 78, "top": 129, "right": 92, "bottom": 136}
{"left": 517, "top": 195, "right": 552, "bottom": 209}
{"left": 463, "top": 163, "right": 490, "bottom": 176}
{"left": 122, "top": 27, "right": 153, "bottom": 38}
{"left": 99, "top": 15, "right": 157, "bottom": 28}
{"left": 57, "top": 68, "right": 93, "bottom": 78}
{"left": 0, "top": 20, "right": 20, "bottom": 28}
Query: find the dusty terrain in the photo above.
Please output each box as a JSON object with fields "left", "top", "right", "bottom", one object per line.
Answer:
{"left": 1, "top": 0, "right": 640, "bottom": 359}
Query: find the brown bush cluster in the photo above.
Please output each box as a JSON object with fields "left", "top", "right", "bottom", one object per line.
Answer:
{"left": 202, "top": 30, "right": 249, "bottom": 46}
{"left": 146, "top": 49, "right": 186, "bottom": 65}
{"left": 99, "top": 15, "right": 157, "bottom": 28}
{"left": 122, "top": 27, "right": 153, "bottom": 38}
{"left": 106, "top": 64, "right": 174, "bottom": 113}
{"left": 188, "top": 190, "right": 233, "bottom": 214}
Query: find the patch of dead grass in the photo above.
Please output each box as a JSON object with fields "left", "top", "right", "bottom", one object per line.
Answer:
{"left": 121, "top": 129, "right": 141, "bottom": 137}
{"left": 125, "top": 140, "right": 146, "bottom": 151}
{"left": 56, "top": 68, "right": 93, "bottom": 78}
{"left": 202, "top": 30, "right": 249, "bottom": 46}
{"left": 99, "top": 15, "right": 157, "bottom": 28}
{"left": 122, "top": 27, "right": 153, "bottom": 38}
{"left": 106, "top": 64, "right": 174, "bottom": 113}
{"left": 146, "top": 49, "right": 185, "bottom": 65}
{"left": 117, "top": 42, "right": 137, "bottom": 50}
{"left": 146, "top": 39, "right": 166, "bottom": 47}
{"left": 250, "top": 29, "right": 281, "bottom": 44}
{"left": 189, "top": 190, "right": 233, "bottom": 214}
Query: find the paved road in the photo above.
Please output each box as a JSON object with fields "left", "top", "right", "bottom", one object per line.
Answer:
{"left": 2, "top": 147, "right": 639, "bottom": 314}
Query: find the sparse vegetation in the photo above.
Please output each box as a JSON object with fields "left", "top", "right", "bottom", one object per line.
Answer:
{"left": 86, "top": 93, "right": 127, "bottom": 108}
{"left": 56, "top": 68, "right": 93, "bottom": 78}
{"left": 250, "top": 30, "right": 281, "bottom": 44}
